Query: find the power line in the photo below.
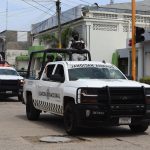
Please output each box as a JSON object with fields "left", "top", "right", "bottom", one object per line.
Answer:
{"left": 31, "top": 0, "right": 53, "bottom": 12}
{"left": 9, "top": 0, "right": 84, "bottom": 36}
{"left": 0, "top": 11, "right": 6, "bottom": 14}
{"left": 78, "top": 0, "right": 92, "bottom": 5}
{"left": 61, "top": 2, "right": 75, "bottom": 8}
{"left": 24, "top": 0, "right": 55, "bottom": 2}
{"left": 63, "top": 0, "right": 83, "bottom": 6}
{"left": 21, "top": 0, "right": 52, "bottom": 15}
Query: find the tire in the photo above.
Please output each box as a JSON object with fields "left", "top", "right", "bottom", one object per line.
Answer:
{"left": 18, "top": 95, "right": 23, "bottom": 102}
{"left": 26, "top": 94, "right": 40, "bottom": 120}
{"left": 129, "top": 124, "right": 149, "bottom": 133}
{"left": 64, "top": 102, "right": 78, "bottom": 135}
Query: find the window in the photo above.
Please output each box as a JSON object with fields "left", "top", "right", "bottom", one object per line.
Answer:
{"left": 68, "top": 67, "right": 125, "bottom": 81}
{"left": 54, "top": 64, "right": 64, "bottom": 78}
{"left": 42, "top": 64, "right": 55, "bottom": 80}
{"left": 29, "top": 57, "right": 41, "bottom": 79}
{"left": 0, "top": 69, "right": 19, "bottom": 76}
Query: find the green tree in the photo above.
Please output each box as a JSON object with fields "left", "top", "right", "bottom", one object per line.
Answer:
{"left": 39, "top": 34, "right": 58, "bottom": 48}
{"left": 39, "top": 27, "right": 73, "bottom": 48}
{"left": 61, "top": 27, "right": 73, "bottom": 48}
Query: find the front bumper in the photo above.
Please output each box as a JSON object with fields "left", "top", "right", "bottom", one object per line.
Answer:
{"left": 0, "top": 86, "right": 23, "bottom": 97}
{"left": 0, "top": 79, "right": 23, "bottom": 98}
{"left": 74, "top": 104, "right": 150, "bottom": 127}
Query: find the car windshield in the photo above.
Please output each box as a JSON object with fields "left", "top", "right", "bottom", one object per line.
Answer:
{"left": 68, "top": 67, "right": 126, "bottom": 80}
{"left": 0, "top": 69, "right": 19, "bottom": 76}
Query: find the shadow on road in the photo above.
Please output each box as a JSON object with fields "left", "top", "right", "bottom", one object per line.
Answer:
{"left": 0, "top": 97, "right": 19, "bottom": 102}
{"left": 16, "top": 113, "right": 148, "bottom": 138}
{"left": 17, "top": 113, "right": 65, "bottom": 133}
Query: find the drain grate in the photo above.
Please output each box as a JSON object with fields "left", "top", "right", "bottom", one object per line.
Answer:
{"left": 40, "top": 136, "right": 72, "bottom": 143}
{"left": 23, "top": 135, "right": 88, "bottom": 144}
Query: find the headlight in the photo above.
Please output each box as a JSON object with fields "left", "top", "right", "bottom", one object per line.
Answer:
{"left": 145, "top": 88, "right": 150, "bottom": 104}
{"left": 20, "top": 79, "right": 24, "bottom": 83}
{"left": 19, "top": 79, "right": 24, "bottom": 86}
{"left": 78, "top": 88, "right": 98, "bottom": 104}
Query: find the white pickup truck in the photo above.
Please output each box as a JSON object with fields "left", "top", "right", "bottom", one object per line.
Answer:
{"left": 23, "top": 49, "right": 150, "bottom": 134}
{"left": 0, "top": 65, "right": 24, "bottom": 101}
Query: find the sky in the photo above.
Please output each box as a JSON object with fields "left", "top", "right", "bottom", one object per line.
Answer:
{"left": 0, "top": 0, "right": 142, "bottom": 32}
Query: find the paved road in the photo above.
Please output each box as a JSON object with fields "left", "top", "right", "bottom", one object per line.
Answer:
{"left": 0, "top": 97, "right": 150, "bottom": 150}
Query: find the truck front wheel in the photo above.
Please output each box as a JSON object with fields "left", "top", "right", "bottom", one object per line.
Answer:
{"left": 18, "top": 94, "right": 23, "bottom": 102}
{"left": 26, "top": 94, "right": 40, "bottom": 120}
{"left": 64, "top": 102, "right": 78, "bottom": 135}
{"left": 129, "top": 124, "right": 149, "bottom": 133}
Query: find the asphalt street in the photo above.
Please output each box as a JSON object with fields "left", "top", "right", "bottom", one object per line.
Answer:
{"left": 0, "top": 97, "right": 150, "bottom": 150}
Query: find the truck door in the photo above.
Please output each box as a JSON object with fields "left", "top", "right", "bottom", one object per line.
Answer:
{"left": 35, "top": 64, "right": 55, "bottom": 110}
{"left": 47, "top": 64, "right": 65, "bottom": 115}
{"left": 38, "top": 64, "right": 64, "bottom": 115}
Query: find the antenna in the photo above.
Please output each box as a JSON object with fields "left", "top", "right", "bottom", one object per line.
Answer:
{"left": 110, "top": 0, "right": 114, "bottom": 4}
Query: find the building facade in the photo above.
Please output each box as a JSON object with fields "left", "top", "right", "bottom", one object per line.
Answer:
{"left": 0, "top": 30, "right": 31, "bottom": 66}
{"left": 31, "top": 0, "right": 150, "bottom": 79}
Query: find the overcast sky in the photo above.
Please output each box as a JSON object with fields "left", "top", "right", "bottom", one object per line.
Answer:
{"left": 0, "top": 0, "right": 142, "bottom": 32}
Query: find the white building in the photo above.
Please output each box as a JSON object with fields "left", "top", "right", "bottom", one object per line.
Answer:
{"left": 31, "top": 0, "right": 150, "bottom": 79}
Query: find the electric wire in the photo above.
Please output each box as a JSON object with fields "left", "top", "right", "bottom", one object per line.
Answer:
{"left": 21, "top": 0, "right": 52, "bottom": 15}
{"left": 3, "top": 0, "right": 87, "bottom": 36}
{"left": 0, "top": 11, "right": 6, "bottom": 14}
{"left": 78, "top": 0, "right": 92, "bottom": 5}
{"left": 31, "top": 0, "right": 54, "bottom": 12}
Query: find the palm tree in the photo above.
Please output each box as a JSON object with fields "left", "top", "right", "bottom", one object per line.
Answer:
{"left": 61, "top": 27, "right": 73, "bottom": 48}
{"left": 39, "top": 34, "right": 58, "bottom": 48}
{"left": 39, "top": 26, "right": 73, "bottom": 48}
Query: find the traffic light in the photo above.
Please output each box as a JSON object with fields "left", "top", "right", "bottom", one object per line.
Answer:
{"left": 136, "top": 27, "right": 145, "bottom": 43}
{"left": 128, "top": 39, "right": 132, "bottom": 47}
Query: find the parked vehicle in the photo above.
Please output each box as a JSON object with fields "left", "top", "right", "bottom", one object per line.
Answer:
{"left": 0, "top": 66, "right": 24, "bottom": 101}
{"left": 23, "top": 48, "right": 150, "bottom": 134}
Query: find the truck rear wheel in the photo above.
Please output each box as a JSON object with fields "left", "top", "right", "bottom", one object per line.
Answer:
{"left": 129, "top": 124, "right": 149, "bottom": 133}
{"left": 26, "top": 94, "right": 40, "bottom": 120}
{"left": 64, "top": 102, "right": 78, "bottom": 135}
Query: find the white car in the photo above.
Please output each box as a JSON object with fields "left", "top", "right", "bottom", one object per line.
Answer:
{"left": 0, "top": 66, "right": 24, "bottom": 101}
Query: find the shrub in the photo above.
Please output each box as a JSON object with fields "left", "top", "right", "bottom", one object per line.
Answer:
{"left": 139, "top": 76, "right": 150, "bottom": 85}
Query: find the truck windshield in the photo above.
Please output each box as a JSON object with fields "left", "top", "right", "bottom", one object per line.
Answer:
{"left": 0, "top": 69, "right": 19, "bottom": 76}
{"left": 68, "top": 67, "right": 126, "bottom": 80}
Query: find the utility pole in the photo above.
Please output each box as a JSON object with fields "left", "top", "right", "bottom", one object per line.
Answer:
{"left": 56, "top": 0, "right": 62, "bottom": 48}
{"left": 6, "top": 0, "right": 8, "bottom": 30}
{"left": 132, "top": 0, "right": 136, "bottom": 80}
{"left": 110, "top": 0, "right": 114, "bottom": 4}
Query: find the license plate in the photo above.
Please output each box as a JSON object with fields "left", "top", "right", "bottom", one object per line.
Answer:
{"left": 6, "top": 91, "right": 12, "bottom": 94}
{"left": 119, "top": 117, "right": 131, "bottom": 125}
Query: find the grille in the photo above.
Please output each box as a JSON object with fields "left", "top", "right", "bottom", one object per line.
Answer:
{"left": 98, "top": 88, "right": 108, "bottom": 104}
{"left": 0, "top": 80, "right": 19, "bottom": 90}
{"left": 109, "top": 87, "right": 144, "bottom": 105}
